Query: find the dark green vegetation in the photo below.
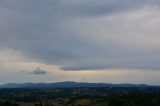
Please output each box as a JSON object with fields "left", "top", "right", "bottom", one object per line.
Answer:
{"left": 0, "top": 87, "right": 160, "bottom": 106}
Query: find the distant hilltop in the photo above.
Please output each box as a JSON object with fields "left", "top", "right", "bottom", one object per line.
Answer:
{"left": 0, "top": 81, "right": 155, "bottom": 89}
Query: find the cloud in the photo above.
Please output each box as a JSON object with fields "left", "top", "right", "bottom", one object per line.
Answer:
{"left": 0, "top": 0, "right": 160, "bottom": 71}
{"left": 30, "top": 67, "right": 48, "bottom": 75}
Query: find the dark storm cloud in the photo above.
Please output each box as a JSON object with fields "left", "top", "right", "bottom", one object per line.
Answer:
{"left": 1, "top": 0, "right": 160, "bottom": 71}
{"left": 30, "top": 67, "right": 47, "bottom": 75}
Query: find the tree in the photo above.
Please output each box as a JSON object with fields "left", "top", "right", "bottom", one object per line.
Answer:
{"left": 108, "top": 97, "right": 124, "bottom": 106}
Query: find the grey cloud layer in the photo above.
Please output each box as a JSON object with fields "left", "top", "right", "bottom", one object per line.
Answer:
{"left": 1, "top": 0, "right": 160, "bottom": 70}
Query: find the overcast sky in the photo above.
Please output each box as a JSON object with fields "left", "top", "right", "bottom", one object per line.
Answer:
{"left": 0, "top": 0, "right": 160, "bottom": 85}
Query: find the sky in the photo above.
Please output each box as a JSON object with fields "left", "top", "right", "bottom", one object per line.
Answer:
{"left": 1, "top": 0, "right": 160, "bottom": 85}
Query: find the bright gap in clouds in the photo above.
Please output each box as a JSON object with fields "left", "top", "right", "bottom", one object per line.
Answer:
{"left": 0, "top": 49, "right": 160, "bottom": 85}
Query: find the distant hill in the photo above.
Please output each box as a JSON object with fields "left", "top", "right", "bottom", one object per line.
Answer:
{"left": 0, "top": 81, "right": 152, "bottom": 89}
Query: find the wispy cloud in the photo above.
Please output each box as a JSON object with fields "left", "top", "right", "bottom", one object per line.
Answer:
{"left": 30, "top": 67, "right": 48, "bottom": 75}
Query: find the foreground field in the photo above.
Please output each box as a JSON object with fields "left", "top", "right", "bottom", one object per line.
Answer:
{"left": 0, "top": 87, "right": 160, "bottom": 106}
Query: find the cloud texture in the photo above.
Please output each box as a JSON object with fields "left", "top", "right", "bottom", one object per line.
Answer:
{"left": 1, "top": 0, "right": 160, "bottom": 71}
